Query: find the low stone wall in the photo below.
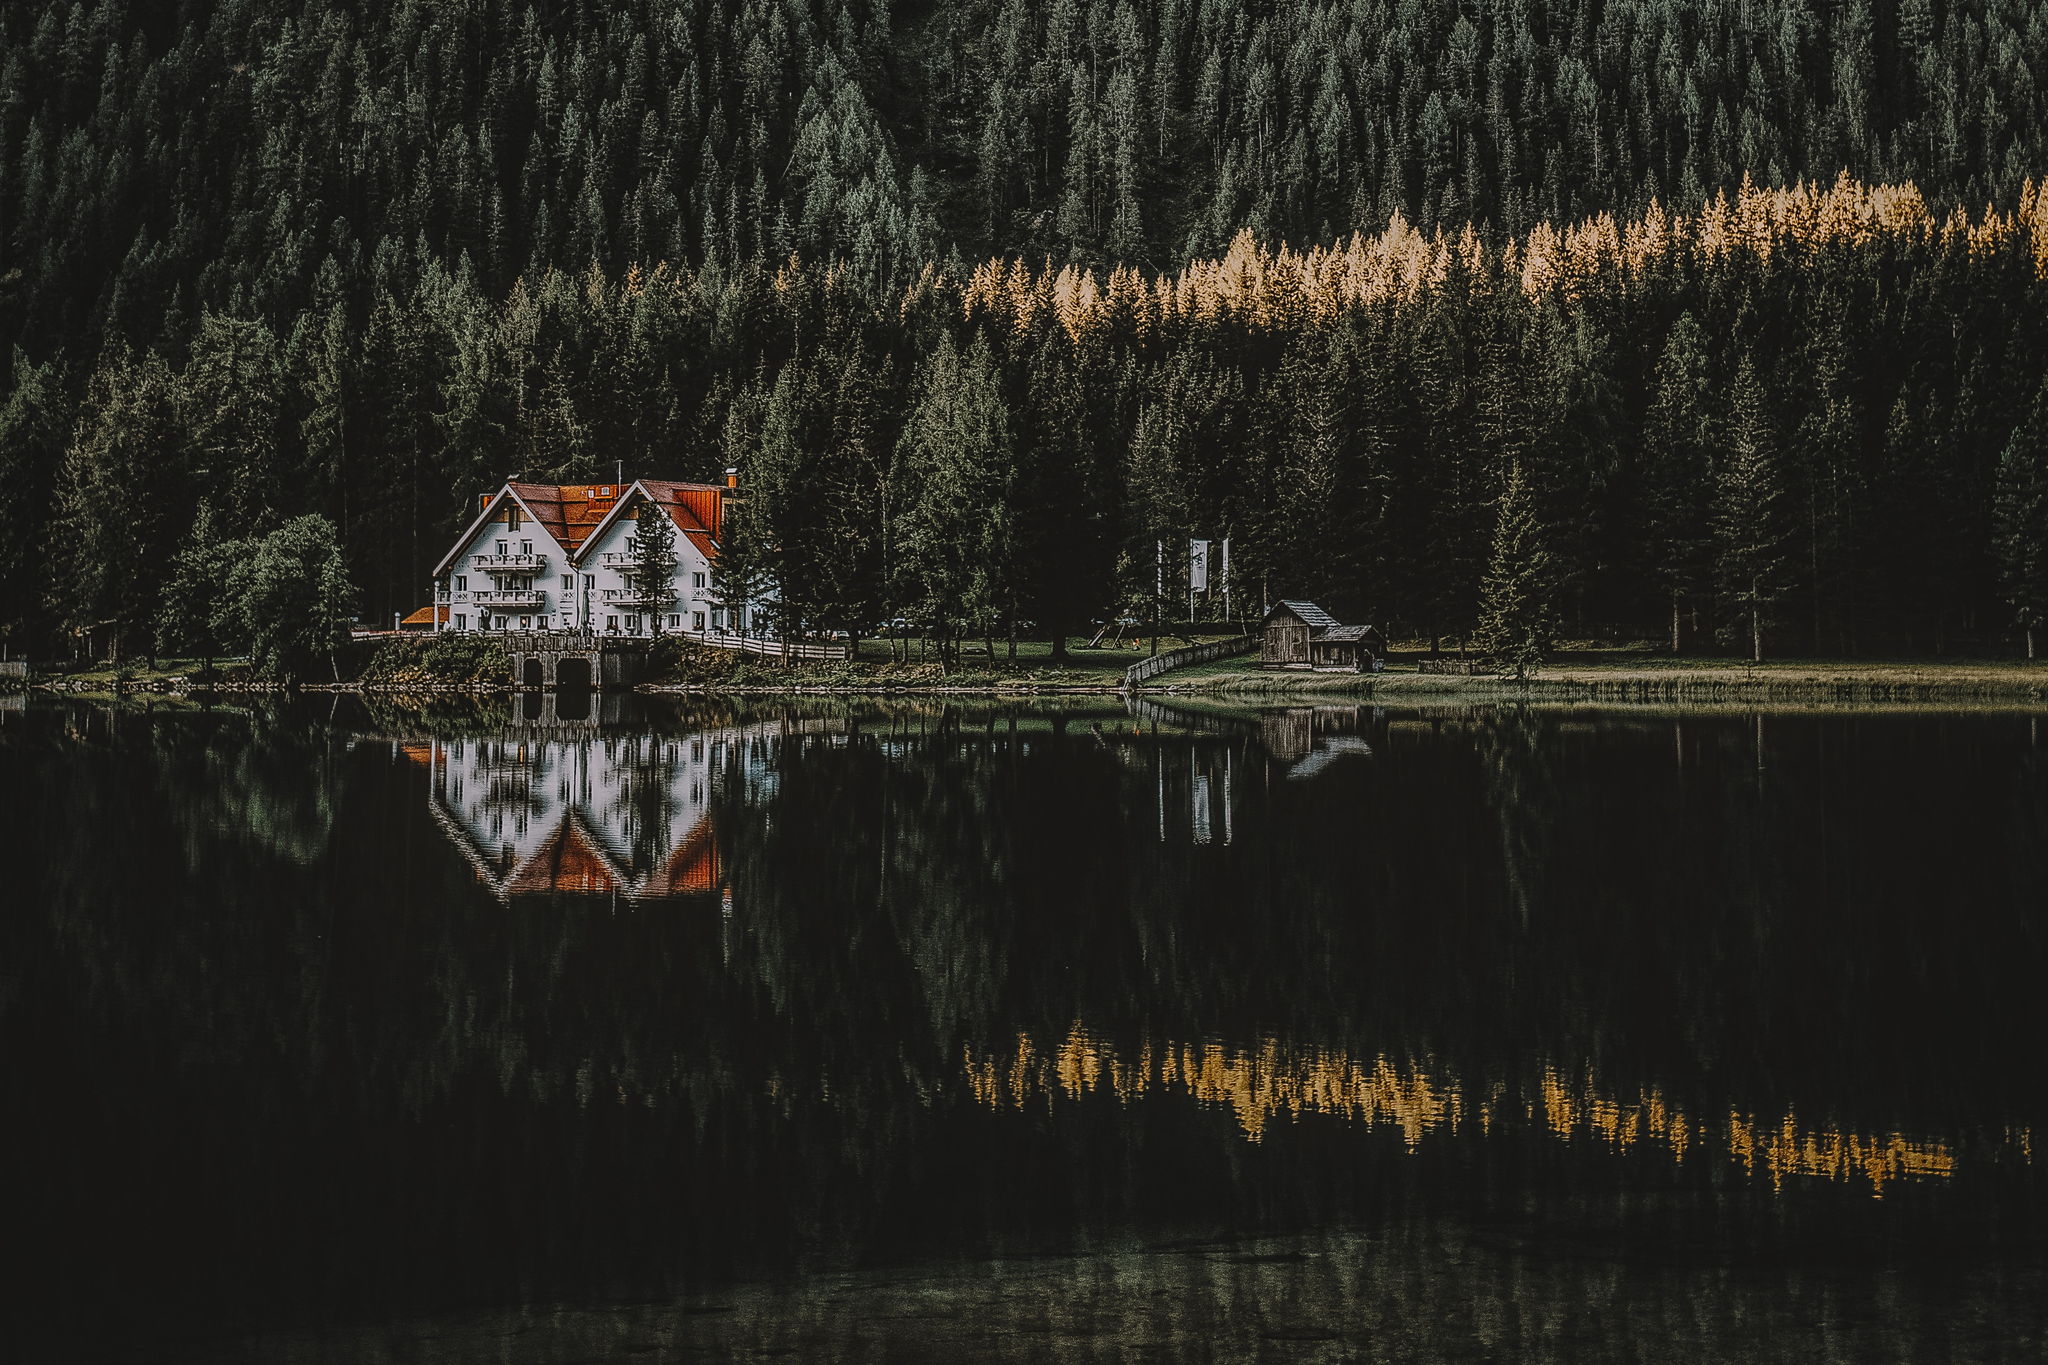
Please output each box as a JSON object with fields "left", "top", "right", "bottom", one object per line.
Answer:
{"left": 1123, "top": 635, "right": 1255, "bottom": 689}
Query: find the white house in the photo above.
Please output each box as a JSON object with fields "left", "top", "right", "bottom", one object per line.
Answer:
{"left": 429, "top": 477, "right": 770, "bottom": 637}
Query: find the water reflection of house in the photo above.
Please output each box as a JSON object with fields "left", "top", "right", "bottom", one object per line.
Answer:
{"left": 407, "top": 730, "right": 738, "bottom": 902}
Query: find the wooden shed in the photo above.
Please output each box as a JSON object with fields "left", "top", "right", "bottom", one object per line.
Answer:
{"left": 1311, "top": 624, "right": 1385, "bottom": 672}
{"left": 1259, "top": 600, "right": 1384, "bottom": 672}
{"left": 1260, "top": 600, "right": 1337, "bottom": 667}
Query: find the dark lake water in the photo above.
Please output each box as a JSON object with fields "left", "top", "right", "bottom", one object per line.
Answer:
{"left": 4, "top": 693, "right": 2046, "bottom": 1362}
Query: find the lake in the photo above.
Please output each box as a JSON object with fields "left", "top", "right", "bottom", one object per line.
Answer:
{"left": 4, "top": 694, "right": 2044, "bottom": 1362}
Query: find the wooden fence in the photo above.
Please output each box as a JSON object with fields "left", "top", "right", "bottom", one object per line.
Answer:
{"left": 698, "top": 631, "right": 852, "bottom": 662}
{"left": 1122, "top": 635, "right": 1255, "bottom": 689}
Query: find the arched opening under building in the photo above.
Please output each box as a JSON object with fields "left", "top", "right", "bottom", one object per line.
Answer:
{"left": 521, "top": 657, "right": 545, "bottom": 689}
{"left": 554, "top": 656, "right": 593, "bottom": 692}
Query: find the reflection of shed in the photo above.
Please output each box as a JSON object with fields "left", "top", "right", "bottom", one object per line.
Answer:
{"left": 1259, "top": 601, "right": 1383, "bottom": 672}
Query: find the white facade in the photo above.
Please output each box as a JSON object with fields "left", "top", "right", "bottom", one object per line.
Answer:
{"left": 438, "top": 514, "right": 574, "bottom": 634}
{"left": 575, "top": 508, "right": 720, "bottom": 637}
{"left": 430, "top": 479, "right": 763, "bottom": 638}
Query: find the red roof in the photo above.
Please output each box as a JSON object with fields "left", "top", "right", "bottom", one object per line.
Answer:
{"left": 636, "top": 479, "right": 724, "bottom": 562}
{"left": 438, "top": 478, "right": 728, "bottom": 577}
{"left": 400, "top": 605, "right": 450, "bottom": 627}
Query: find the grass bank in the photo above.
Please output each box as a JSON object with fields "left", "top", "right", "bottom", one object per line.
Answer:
{"left": 1168, "top": 648, "right": 2048, "bottom": 704}
{"left": 640, "top": 636, "right": 1230, "bottom": 692}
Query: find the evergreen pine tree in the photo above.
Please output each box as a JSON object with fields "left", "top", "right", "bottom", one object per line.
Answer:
{"left": 50, "top": 352, "right": 185, "bottom": 664}
{"left": 891, "top": 334, "right": 1013, "bottom": 668}
{"left": 1474, "top": 462, "right": 1557, "bottom": 679}
{"left": 1642, "top": 314, "right": 1717, "bottom": 652}
{"left": 1992, "top": 380, "right": 2048, "bottom": 659}
{"left": 156, "top": 500, "right": 230, "bottom": 672}
{"left": 1713, "top": 360, "right": 1789, "bottom": 662}
{"left": 0, "top": 350, "right": 67, "bottom": 650}
{"left": 630, "top": 488, "right": 678, "bottom": 638}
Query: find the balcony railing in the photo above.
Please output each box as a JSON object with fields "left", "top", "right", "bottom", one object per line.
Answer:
{"left": 471, "top": 589, "right": 548, "bottom": 608}
{"left": 600, "top": 587, "right": 675, "bottom": 607}
{"left": 474, "top": 553, "right": 547, "bottom": 571}
{"left": 599, "top": 550, "right": 675, "bottom": 569}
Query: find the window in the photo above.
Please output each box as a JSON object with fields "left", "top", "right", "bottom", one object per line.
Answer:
{"left": 495, "top": 616, "right": 508, "bottom": 630}
{"left": 520, "top": 616, "right": 531, "bottom": 630}
{"left": 496, "top": 540, "right": 507, "bottom": 556}
{"left": 521, "top": 540, "right": 532, "bottom": 555}
{"left": 667, "top": 614, "right": 681, "bottom": 629}
{"left": 692, "top": 572, "right": 705, "bottom": 590}
{"left": 625, "top": 535, "right": 638, "bottom": 552}
{"left": 606, "top": 615, "right": 618, "bottom": 632}
{"left": 693, "top": 611, "right": 705, "bottom": 632}
{"left": 455, "top": 614, "right": 468, "bottom": 630}
{"left": 583, "top": 574, "right": 594, "bottom": 587}
{"left": 507, "top": 506, "right": 522, "bottom": 530}
{"left": 456, "top": 575, "right": 467, "bottom": 590}
{"left": 562, "top": 575, "right": 573, "bottom": 591}
{"left": 626, "top": 615, "right": 642, "bottom": 635}
{"left": 712, "top": 608, "right": 725, "bottom": 629}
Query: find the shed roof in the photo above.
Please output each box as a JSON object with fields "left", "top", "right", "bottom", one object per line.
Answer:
{"left": 1269, "top": 599, "right": 1340, "bottom": 629}
{"left": 1317, "top": 624, "right": 1378, "bottom": 643}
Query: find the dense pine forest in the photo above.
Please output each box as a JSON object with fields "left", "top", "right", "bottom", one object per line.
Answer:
{"left": 3, "top": 0, "right": 2048, "bottom": 659}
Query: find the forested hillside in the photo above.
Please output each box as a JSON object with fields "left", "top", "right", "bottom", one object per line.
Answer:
{"left": 2, "top": 0, "right": 2046, "bottom": 658}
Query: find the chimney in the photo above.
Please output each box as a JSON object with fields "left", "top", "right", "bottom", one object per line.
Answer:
{"left": 725, "top": 466, "right": 739, "bottom": 491}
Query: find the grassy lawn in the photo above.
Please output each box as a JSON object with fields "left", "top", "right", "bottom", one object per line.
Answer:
{"left": 34, "top": 656, "right": 253, "bottom": 687}
{"left": 852, "top": 635, "right": 1242, "bottom": 676}
{"left": 1166, "top": 641, "right": 2048, "bottom": 699}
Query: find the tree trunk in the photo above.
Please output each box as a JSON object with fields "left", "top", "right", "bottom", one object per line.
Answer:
{"left": 1750, "top": 579, "right": 1763, "bottom": 663}
{"left": 1671, "top": 591, "right": 1682, "bottom": 654}
{"left": 2029, "top": 626, "right": 2036, "bottom": 661}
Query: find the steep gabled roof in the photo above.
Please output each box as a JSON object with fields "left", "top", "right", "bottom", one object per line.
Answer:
{"left": 433, "top": 485, "right": 538, "bottom": 578}
{"left": 1269, "top": 599, "right": 1340, "bottom": 629}
{"left": 1317, "top": 624, "right": 1378, "bottom": 642}
{"left": 505, "top": 481, "right": 617, "bottom": 556}
{"left": 434, "top": 478, "right": 728, "bottom": 578}
{"left": 573, "top": 479, "right": 724, "bottom": 566}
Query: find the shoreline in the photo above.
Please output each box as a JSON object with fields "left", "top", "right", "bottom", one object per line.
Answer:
{"left": 20, "top": 656, "right": 2048, "bottom": 708}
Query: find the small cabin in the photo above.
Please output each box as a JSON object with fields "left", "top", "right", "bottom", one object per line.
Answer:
{"left": 1259, "top": 600, "right": 1384, "bottom": 673}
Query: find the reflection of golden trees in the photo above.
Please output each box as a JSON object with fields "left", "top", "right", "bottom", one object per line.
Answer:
{"left": 941, "top": 175, "right": 2048, "bottom": 340}
{"left": 966, "top": 1024, "right": 2024, "bottom": 1197}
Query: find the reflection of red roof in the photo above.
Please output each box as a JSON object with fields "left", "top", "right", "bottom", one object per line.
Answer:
{"left": 506, "top": 819, "right": 620, "bottom": 896}
{"left": 399, "top": 742, "right": 435, "bottom": 768}
{"left": 400, "top": 605, "right": 449, "bottom": 627}
{"left": 653, "top": 814, "right": 722, "bottom": 896}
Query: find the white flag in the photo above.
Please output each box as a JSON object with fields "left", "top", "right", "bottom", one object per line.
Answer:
{"left": 1190, "top": 539, "right": 1210, "bottom": 592}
